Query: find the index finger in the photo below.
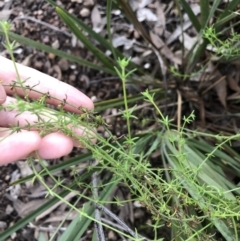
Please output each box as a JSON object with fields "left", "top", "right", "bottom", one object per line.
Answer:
{"left": 0, "top": 56, "right": 94, "bottom": 113}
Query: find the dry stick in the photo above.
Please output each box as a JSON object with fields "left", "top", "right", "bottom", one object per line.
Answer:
{"left": 92, "top": 163, "right": 105, "bottom": 241}
{"left": 13, "top": 16, "right": 72, "bottom": 37}
{"left": 101, "top": 218, "right": 146, "bottom": 238}
{"left": 97, "top": 204, "right": 148, "bottom": 241}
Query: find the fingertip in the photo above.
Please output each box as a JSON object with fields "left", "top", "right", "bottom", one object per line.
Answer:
{"left": 0, "top": 82, "right": 6, "bottom": 104}
{"left": 37, "top": 132, "right": 73, "bottom": 159}
{"left": 0, "top": 131, "right": 41, "bottom": 165}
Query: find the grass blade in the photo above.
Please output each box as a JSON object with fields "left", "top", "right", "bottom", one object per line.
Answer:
{"left": 179, "top": 0, "right": 201, "bottom": 31}
{"left": 56, "top": 7, "right": 114, "bottom": 71}
{"left": 0, "top": 28, "right": 115, "bottom": 74}
{"left": 200, "top": 0, "right": 209, "bottom": 27}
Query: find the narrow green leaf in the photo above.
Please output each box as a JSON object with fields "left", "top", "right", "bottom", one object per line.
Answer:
{"left": 214, "top": 12, "right": 239, "bottom": 29}
{"left": 44, "top": 0, "right": 144, "bottom": 74}
{"left": 162, "top": 141, "right": 236, "bottom": 240}
{"left": 0, "top": 29, "right": 115, "bottom": 75}
{"left": 185, "top": 0, "right": 222, "bottom": 72}
{"left": 56, "top": 7, "right": 114, "bottom": 71}
{"left": 200, "top": 0, "right": 209, "bottom": 27}
{"left": 185, "top": 39, "right": 208, "bottom": 73}
{"left": 95, "top": 88, "right": 163, "bottom": 112}
{"left": 179, "top": 0, "right": 201, "bottom": 31}
{"left": 219, "top": 0, "right": 240, "bottom": 21}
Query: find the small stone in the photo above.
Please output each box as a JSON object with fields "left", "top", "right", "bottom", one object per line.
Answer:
{"left": 144, "top": 62, "right": 150, "bottom": 69}
{"left": 6, "top": 205, "right": 14, "bottom": 215}
{"left": 48, "top": 53, "right": 55, "bottom": 59}
{"left": 34, "top": 61, "right": 43, "bottom": 69}
{"left": 0, "top": 221, "right": 7, "bottom": 229}
{"left": 80, "top": 8, "right": 90, "bottom": 17}
{"left": 58, "top": 58, "right": 69, "bottom": 71}
{"left": 42, "top": 35, "right": 50, "bottom": 43}
{"left": 83, "top": 0, "right": 94, "bottom": 7}
{"left": 5, "top": 175, "right": 10, "bottom": 181}
{"left": 70, "top": 64, "right": 76, "bottom": 69}
{"left": 13, "top": 48, "right": 23, "bottom": 55}
{"left": 38, "top": 10, "right": 43, "bottom": 15}
{"left": 51, "top": 39, "right": 60, "bottom": 49}
{"left": 69, "top": 74, "right": 76, "bottom": 82}
{"left": 68, "top": 8, "right": 74, "bottom": 14}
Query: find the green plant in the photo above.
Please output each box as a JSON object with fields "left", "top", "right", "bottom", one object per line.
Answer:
{"left": 2, "top": 0, "right": 240, "bottom": 240}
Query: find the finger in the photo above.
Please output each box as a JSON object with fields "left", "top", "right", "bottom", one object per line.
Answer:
{"left": 0, "top": 56, "right": 94, "bottom": 113}
{"left": 37, "top": 132, "right": 74, "bottom": 159}
{"left": 0, "top": 129, "right": 41, "bottom": 165}
{"left": 0, "top": 97, "right": 96, "bottom": 148}
{"left": 0, "top": 96, "right": 57, "bottom": 127}
{"left": 0, "top": 82, "right": 6, "bottom": 104}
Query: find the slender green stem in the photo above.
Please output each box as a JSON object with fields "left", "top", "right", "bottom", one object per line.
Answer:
{"left": 2, "top": 22, "right": 27, "bottom": 97}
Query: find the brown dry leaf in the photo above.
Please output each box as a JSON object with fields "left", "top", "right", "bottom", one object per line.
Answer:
{"left": 214, "top": 78, "right": 227, "bottom": 108}
{"left": 115, "top": 189, "right": 134, "bottom": 223}
{"left": 154, "top": 2, "right": 166, "bottom": 35}
{"left": 179, "top": 33, "right": 198, "bottom": 51}
{"left": 150, "top": 31, "right": 181, "bottom": 64}
{"left": 36, "top": 192, "right": 77, "bottom": 221}
{"left": 160, "top": 45, "right": 182, "bottom": 65}
{"left": 5, "top": 194, "right": 48, "bottom": 218}
{"left": 43, "top": 211, "right": 77, "bottom": 224}
{"left": 16, "top": 161, "right": 33, "bottom": 188}
{"left": 149, "top": 31, "right": 164, "bottom": 49}
{"left": 227, "top": 75, "right": 240, "bottom": 93}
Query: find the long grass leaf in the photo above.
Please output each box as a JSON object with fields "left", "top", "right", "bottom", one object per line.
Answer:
{"left": 200, "top": 0, "right": 209, "bottom": 27}
{"left": 56, "top": 7, "right": 114, "bottom": 71}
{"left": 179, "top": 0, "right": 201, "bottom": 31}
{"left": 44, "top": 0, "right": 143, "bottom": 74}
{"left": 162, "top": 140, "right": 236, "bottom": 240}
{"left": 219, "top": 0, "right": 240, "bottom": 20}
{"left": 185, "top": 0, "right": 221, "bottom": 72}
{"left": 0, "top": 29, "right": 115, "bottom": 74}
{"left": 95, "top": 88, "right": 163, "bottom": 111}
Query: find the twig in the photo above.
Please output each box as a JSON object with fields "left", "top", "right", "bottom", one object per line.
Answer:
{"left": 92, "top": 163, "right": 105, "bottom": 241}
{"left": 97, "top": 204, "right": 149, "bottom": 241}
{"left": 13, "top": 16, "right": 72, "bottom": 37}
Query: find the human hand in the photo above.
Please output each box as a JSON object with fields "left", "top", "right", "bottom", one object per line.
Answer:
{"left": 0, "top": 56, "right": 94, "bottom": 165}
